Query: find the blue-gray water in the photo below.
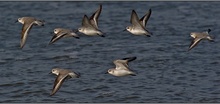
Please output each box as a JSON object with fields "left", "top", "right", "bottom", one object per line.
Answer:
{"left": 1, "top": 1, "right": 220, "bottom": 103}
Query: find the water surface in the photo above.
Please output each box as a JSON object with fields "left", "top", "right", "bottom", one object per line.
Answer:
{"left": 0, "top": 1, "right": 220, "bottom": 103}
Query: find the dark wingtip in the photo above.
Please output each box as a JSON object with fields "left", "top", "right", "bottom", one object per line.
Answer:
{"left": 76, "top": 73, "right": 81, "bottom": 78}
{"left": 75, "top": 36, "right": 80, "bottom": 39}
{"left": 132, "top": 9, "right": 135, "bottom": 13}
{"left": 146, "top": 34, "right": 151, "bottom": 37}
{"left": 122, "top": 57, "right": 137, "bottom": 62}
{"left": 130, "top": 74, "right": 136, "bottom": 76}
{"left": 208, "top": 29, "right": 211, "bottom": 33}
{"left": 100, "top": 35, "right": 105, "bottom": 37}
{"left": 188, "top": 48, "right": 192, "bottom": 51}
{"left": 100, "top": 4, "right": 102, "bottom": 9}
{"left": 48, "top": 41, "right": 54, "bottom": 45}
{"left": 73, "top": 71, "right": 81, "bottom": 78}
{"left": 84, "top": 15, "right": 88, "bottom": 18}
{"left": 150, "top": 32, "right": 153, "bottom": 35}
{"left": 20, "top": 44, "right": 25, "bottom": 49}
{"left": 50, "top": 92, "right": 55, "bottom": 96}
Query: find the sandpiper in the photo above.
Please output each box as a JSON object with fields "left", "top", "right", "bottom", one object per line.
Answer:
{"left": 125, "top": 9, "right": 152, "bottom": 36}
{"left": 188, "top": 29, "right": 214, "bottom": 51}
{"left": 50, "top": 68, "right": 80, "bottom": 96}
{"left": 107, "top": 57, "right": 137, "bottom": 77}
{"left": 49, "top": 28, "right": 79, "bottom": 45}
{"left": 15, "top": 17, "right": 44, "bottom": 48}
{"left": 77, "top": 5, "right": 104, "bottom": 37}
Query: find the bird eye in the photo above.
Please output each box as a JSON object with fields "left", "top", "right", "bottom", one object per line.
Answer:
{"left": 108, "top": 69, "right": 113, "bottom": 73}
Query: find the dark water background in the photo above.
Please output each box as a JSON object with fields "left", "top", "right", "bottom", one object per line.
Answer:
{"left": 0, "top": 1, "right": 220, "bottom": 103}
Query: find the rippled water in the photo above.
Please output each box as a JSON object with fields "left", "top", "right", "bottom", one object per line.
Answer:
{"left": 1, "top": 1, "right": 220, "bottom": 103}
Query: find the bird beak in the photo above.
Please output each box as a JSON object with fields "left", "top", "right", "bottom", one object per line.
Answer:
{"left": 75, "top": 30, "right": 79, "bottom": 33}
{"left": 105, "top": 72, "right": 108, "bottom": 74}
{"left": 123, "top": 29, "right": 127, "bottom": 32}
{"left": 76, "top": 72, "right": 81, "bottom": 78}
{"left": 15, "top": 20, "right": 18, "bottom": 23}
{"left": 48, "top": 72, "right": 52, "bottom": 75}
{"left": 72, "top": 29, "right": 78, "bottom": 33}
{"left": 49, "top": 31, "right": 54, "bottom": 35}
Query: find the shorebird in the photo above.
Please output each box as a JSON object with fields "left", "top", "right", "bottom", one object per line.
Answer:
{"left": 50, "top": 68, "right": 80, "bottom": 96}
{"left": 125, "top": 9, "right": 152, "bottom": 36}
{"left": 15, "top": 17, "right": 44, "bottom": 48}
{"left": 77, "top": 5, "right": 104, "bottom": 37}
{"left": 49, "top": 28, "right": 79, "bottom": 45}
{"left": 188, "top": 29, "right": 214, "bottom": 51}
{"left": 107, "top": 57, "right": 137, "bottom": 77}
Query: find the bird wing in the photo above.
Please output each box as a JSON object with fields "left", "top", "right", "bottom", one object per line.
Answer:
{"left": 20, "top": 21, "right": 35, "bottom": 48}
{"left": 90, "top": 5, "right": 102, "bottom": 29}
{"left": 130, "top": 10, "right": 142, "bottom": 28}
{"left": 82, "top": 15, "right": 95, "bottom": 29}
{"left": 188, "top": 37, "right": 202, "bottom": 51}
{"left": 114, "top": 60, "right": 130, "bottom": 71}
{"left": 50, "top": 73, "right": 69, "bottom": 96}
{"left": 139, "top": 9, "right": 151, "bottom": 27}
{"left": 49, "top": 31, "right": 67, "bottom": 45}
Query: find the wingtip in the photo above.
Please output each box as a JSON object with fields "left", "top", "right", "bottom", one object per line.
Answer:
{"left": 50, "top": 93, "right": 55, "bottom": 96}
{"left": 131, "top": 10, "right": 137, "bottom": 16}
{"left": 75, "top": 72, "right": 81, "bottom": 78}
{"left": 188, "top": 47, "right": 192, "bottom": 51}
{"left": 132, "top": 9, "right": 135, "bottom": 12}
{"left": 20, "top": 46, "right": 24, "bottom": 49}
{"left": 208, "top": 28, "right": 211, "bottom": 33}
{"left": 130, "top": 74, "right": 137, "bottom": 76}
{"left": 48, "top": 43, "right": 52, "bottom": 46}
{"left": 148, "top": 8, "right": 152, "bottom": 14}
{"left": 48, "top": 41, "right": 54, "bottom": 45}
{"left": 131, "top": 57, "right": 137, "bottom": 60}
{"left": 99, "top": 4, "right": 102, "bottom": 9}
{"left": 83, "top": 14, "right": 86, "bottom": 17}
{"left": 100, "top": 35, "right": 105, "bottom": 37}
{"left": 20, "top": 44, "right": 24, "bottom": 49}
{"left": 75, "top": 36, "right": 80, "bottom": 39}
{"left": 145, "top": 34, "right": 151, "bottom": 37}
{"left": 122, "top": 56, "right": 137, "bottom": 62}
